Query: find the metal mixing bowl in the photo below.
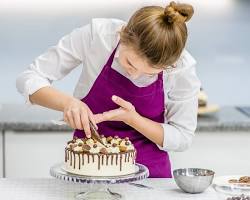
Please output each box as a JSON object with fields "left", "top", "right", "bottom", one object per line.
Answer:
{"left": 173, "top": 168, "right": 215, "bottom": 194}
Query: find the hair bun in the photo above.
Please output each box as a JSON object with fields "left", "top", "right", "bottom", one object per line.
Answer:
{"left": 164, "top": 1, "right": 194, "bottom": 23}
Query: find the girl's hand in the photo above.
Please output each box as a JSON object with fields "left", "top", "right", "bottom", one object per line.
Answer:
{"left": 94, "top": 95, "right": 139, "bottom": 125}
{"left": 63, "top": 97, "right": 97, "bottom": 138}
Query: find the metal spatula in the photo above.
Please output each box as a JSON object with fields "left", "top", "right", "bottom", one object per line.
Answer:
{"left": 89, "top": 120, "right": 108, "bottom": 147}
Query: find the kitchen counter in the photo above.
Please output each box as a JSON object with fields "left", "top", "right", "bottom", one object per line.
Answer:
{"left": 0, "top": 104, "right": 250, "bottom": 132}
{"left": 0, "top": 178, "right": 217, "bottom": 200}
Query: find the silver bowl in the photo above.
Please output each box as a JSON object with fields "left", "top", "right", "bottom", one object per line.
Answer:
{"left": 173, "top": 168, "right": 215, "bottom": 194}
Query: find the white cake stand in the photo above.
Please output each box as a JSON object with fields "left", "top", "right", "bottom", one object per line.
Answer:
{"left": 50, "top": 163, "right": 149, "bottom": 200}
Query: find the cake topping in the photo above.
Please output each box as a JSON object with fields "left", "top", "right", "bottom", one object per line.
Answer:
{"left": 67, "top": 135, "right": 134, "bottom": 154}
{"left": 78, "top": 143, "right": 83, "bottom": 147}
{"left": 67, "top": 140, "right": 73, "bottom": 145}
{"left": 74, "top": 146, "right": 83, "bottom": 152}
{"left": 100, "top": 147, "right": 108, "bottom": 154}
{"left": 86, "top": 138, "right": 94, "bottom": 146}
{"left": 107, "top": 136, "right": 113, "bottom": 143}
{"left": 112, "top": 143, "right": 117, "bottom": 147}
{"left": 82, "top": 144, "right": 91, "bottom": 152}
{"left": 119, "top": 146, "right": 127, "bottom": 152}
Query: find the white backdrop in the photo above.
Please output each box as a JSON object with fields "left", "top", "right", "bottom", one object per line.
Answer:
{"left": 1, "top": 0, "right": 249, "bottom": 106}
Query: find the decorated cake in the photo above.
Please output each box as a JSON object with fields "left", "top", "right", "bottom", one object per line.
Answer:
{"left": 64, "top": 135, "right": 137, "bottom": 176}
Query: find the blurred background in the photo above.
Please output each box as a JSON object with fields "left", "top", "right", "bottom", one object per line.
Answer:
{"left": 0, "top": 0, "right": 250, "bottom": 178}
{"left": 1, "top": 0, "right": 250, "bottom": 105}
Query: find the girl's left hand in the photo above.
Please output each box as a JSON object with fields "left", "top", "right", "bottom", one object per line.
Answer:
{"left": 94, "top": 95, "right": 138, "bottom": 125}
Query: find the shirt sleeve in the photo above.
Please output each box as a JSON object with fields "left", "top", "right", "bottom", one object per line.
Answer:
{"left": 16, "top": 23, "right": 92, "bottom": 106}
{"left": 158, "top": 50, "right": 201, "bottom": 152}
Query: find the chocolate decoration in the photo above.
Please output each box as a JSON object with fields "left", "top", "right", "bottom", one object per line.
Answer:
{"left": 119, "top": 146, "right": 127, "bottom": 152}
{"left": 116, "top": 154, "right": 118, "bottom": 165}
{"left": 111, "top": 155, "right": 114, "bottom": 165}
{"left": 70, "top": 151, "right": 73, "bottom": 166}
{"left": 65, "top": 136, "right": 137, "bottom": 172}
{"left": 78, "top": 153, "right": 81, "bottom": 169}
{"left": 98, "top": 155, "right": 100, "bottom": 170}
{"left": 101, "top": 155, "right": 104, "bottom": 165}
{"left": 73, "top": 152, "right": 76, "bottom": 168}
{"left": 67, "top": 140, "right": 73, "bottom": 145}
{"left": 120, "top": 154, "right": 122, "bottom": 171}
{"left": 100, "top": 147, "right": 108, "bottom": 154}
{"left": 65, "top": 148, "right": 67, "bottom": 162}
{"left": 106, "top": 155, "right": 109, "bottom": 165}
{"left": 78, "top": 143, "right": 83, "bottom": 147}
{"left": 82, "top": 144, "right": 91, "bottom": 152}
{"left": 125, "top": 141, "right": 130, "bottom": 146}
{"left": 107, "top": 136, "right": 113, "bottom": 143}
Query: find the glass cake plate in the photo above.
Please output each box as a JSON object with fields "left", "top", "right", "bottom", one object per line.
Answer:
{"left": 50, "top": 162, "right": 149, "bottom": 200}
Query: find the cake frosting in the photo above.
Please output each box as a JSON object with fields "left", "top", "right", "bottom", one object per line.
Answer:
{"left": 64, "top": 135, "right": 137, "bottom": 176}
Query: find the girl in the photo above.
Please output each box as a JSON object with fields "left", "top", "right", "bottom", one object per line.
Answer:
{"left": 16, "top": 1, "right": 201, "bottom": 178}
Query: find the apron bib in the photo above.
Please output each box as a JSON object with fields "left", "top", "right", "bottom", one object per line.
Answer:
{"left": 74, "top": 42, "right": 172, "bottom": 178}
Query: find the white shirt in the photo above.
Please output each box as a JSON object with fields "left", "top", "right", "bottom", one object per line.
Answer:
{"left": 16, "top": 18, "right": 201, "bottom": 152}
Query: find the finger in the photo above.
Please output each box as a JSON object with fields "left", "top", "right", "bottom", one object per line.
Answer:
{"left": 98, "top": 108, "right": 124, "bottom": 122}
{"left": 86, "top": 107, "right": 98, "bottom": 130}
{"left": 94, "top": 113, "right": 105, "bottom": 124}
{"left": 80, "top": 112, "right": 91, "bottom": 138}
{"left": 112, "top": 95, "right": 133, "bottom": 110}
{"left": 71, "top": 109, "right": 83, "bottom": 130}
{"left": 88, "top": 112, "right": 98, "bottom": 130}
{"left": 67, "top": 111, "right": 77, "bottom": 129}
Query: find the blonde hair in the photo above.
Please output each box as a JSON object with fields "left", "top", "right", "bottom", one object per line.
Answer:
{"left": 120, "top": 1, "right": 194, "bottom": 69}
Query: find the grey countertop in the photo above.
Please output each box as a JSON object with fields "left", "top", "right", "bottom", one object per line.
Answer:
{"left": 0, "top": 104, "right": 250, "bottom": 132}
{"left": 0, "top": 178, "right": 217, "bottom": 200}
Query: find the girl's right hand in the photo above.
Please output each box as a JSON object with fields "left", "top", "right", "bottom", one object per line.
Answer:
{"left": 63, "top": 97, "right": 98, "bottom": 138}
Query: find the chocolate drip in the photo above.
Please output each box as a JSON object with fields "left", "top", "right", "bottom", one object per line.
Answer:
{"left": 70, "top": 151, "right": 73, "bottom": 166}
{"left": 106, "top": 155, "right": 109, "bottom": 165}
{"left": 101, "top": 155, "right": 104, "bottom": 165}
{"left": 82, "top": 154, "right": 84, "bottom": 165}
{"left": 119, "top": 154, "right": 122, "bottom": 171}
{"left": 78, "top": 153, "right": 81, "bottom": 170}
{"left": 111, "top": 155, "right": 114, "bottom": 165}
{"left": 65, "top": 148, "right": 136, "bottom": 172}
{"left": 65, "top": 149, "right": 67, "bottom": 162}
{"left": 115, "top": 154, "right": 118, "bottom": 165}
{"left": 73, "top": 152, "right": 76, "bottom": 169}
{"left": 98, "top": 155, "right": 101, "bottom": 170}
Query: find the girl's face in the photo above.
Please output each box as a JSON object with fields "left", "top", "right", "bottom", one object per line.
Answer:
{"left": 117, "top": 44, "right": 163, "bottom": 80}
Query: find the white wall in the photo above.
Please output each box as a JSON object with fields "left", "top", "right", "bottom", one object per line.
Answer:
{"left": 0, "top": 131, "right": 3, "bottom": 177}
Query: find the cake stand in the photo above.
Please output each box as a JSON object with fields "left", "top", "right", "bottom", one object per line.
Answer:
{"left": 50, "top": 163, "right": 149, "bottom": 200}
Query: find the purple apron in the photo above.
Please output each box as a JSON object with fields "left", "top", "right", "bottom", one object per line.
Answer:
{"left": 74, "top": 42, "right": 172, "bottom": 178}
